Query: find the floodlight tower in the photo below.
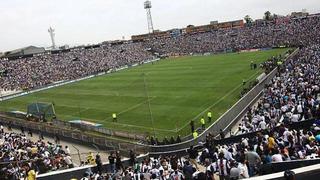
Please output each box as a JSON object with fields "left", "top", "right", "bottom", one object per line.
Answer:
{"left": 144, "top": 1, "right": 154, "bottom": 34}
{"left": 48, "top": 27, "right": 56, "bottom": 49}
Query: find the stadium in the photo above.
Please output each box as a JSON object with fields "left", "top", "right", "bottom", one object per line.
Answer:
{"left": 0, "top": 1, "right": 320, "bottom": 180}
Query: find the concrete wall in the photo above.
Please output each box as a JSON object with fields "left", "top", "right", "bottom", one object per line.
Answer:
{"left": 250, "top": 163, "right": 320, "bottom": 180}
{"left": 37, "top": 154, "right": 148, "bottom": 180}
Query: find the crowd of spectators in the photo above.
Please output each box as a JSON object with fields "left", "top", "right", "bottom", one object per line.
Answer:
{"left": 198, "top": 45, "right": 320, "bottom": 179}
{"left": 1, "top": 15, "right": 320, "bottom": 93}
{"left": 0, "top": 126, "right": 74, "bottom": 179}
{"left": 77, "top": 44, "right": 320, "bottom": 180}
{"left": 79, "top": 16, "right": 320, "bottom": 179}
{"left": 0, "top": 42, "right": 153, "bottom": 91}
{"left": 145, "top": 15, "right": 320, "bottom": 56}
{"left": 1, "top": 12, "right": 320, "bottom": 180}
{"left": 77, "top": 121, "right": 319, "bottom": 180}
{"left": 234, "top": 45, "right": 320, "bottom": 136}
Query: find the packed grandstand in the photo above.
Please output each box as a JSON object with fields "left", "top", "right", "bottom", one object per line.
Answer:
{"left": 0, "top": 14, "right": 319, "bottom": 91}
{"left": 0, "top": 7, "right": 320, "bottom": 180}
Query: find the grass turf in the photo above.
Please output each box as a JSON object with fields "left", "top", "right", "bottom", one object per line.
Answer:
{"left": 0, "top": 48, "right": 289, "bottom": 138}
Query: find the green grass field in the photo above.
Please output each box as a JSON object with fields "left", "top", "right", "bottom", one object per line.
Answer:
{"left": 0, "top": 48, "right": 289, "bottom": 138}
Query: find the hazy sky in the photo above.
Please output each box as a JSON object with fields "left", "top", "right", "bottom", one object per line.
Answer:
{"left": 0, "top": 0, "right": 319, "bottom": 52}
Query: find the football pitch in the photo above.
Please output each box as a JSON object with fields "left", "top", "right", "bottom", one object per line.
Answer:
{"left": 0, "top": 48, "right": 289, "bottom": 138}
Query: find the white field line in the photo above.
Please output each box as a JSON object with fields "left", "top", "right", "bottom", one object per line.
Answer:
{"left": 58, "top": 96, "right": 176, "bottom": 132}
{"left": 176, "top": 71, "right": 261, "bottom": 132}
{"left": 102, "top": 96, "right": 156, "bottom": 121}
{"left": 100, "top": 96, "right": 176, "bottom": 132}
{"left": 69, "top": 107, "right": 91, "bottom": 117}
{"left": 107, "top": 121, "right": 176, "bottom": 132}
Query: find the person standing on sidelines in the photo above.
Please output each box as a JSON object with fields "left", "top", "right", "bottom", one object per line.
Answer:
{"left": 108, "top": 152, "right": 116, "bottom": 173}
{"left": 207, "top": 111, "right": 212, "bottom": 123}
{"left": 193, "top": 131, "right": 198, "bottom": 139}
{"left": 190, "top": 120, "right": 195, "bottom": 133}
{"left": 200, "top": 117, "right": 205, "bottom": 130}
{"left": 87, "top": 152, "right": 95, "bottom": 165}
{"left": 112, "top": 113, "right": 117, "bottom": 122}
{"left": 95, "top": 153, "right": 103, "bottom": 173}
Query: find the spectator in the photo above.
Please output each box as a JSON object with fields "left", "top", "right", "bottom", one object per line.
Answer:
{"left": 212, "top": 152, "right": 230, "bottom": 180}
{"left": 187, "top": 146, "right": 199, "bottom": 170}
{"left": 245, "top": 146, "right": 261, "bottom": 177}
{"left": 95, "top": 154, "right": 103, "bottom": 173}
{"left": 108, "top": 152, "right": 116, "bottom": 173}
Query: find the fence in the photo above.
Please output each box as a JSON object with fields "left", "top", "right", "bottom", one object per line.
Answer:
{"left": 148, "top": 118, "right": 317, "bottom": 157}
{"left": 0, "top": 114, "right": 150, "bottom": 155}
{"left": 52, "top": 119, "right": 147, "bottom": 141}
{"left": 251, "top": 163, "right": 320, "bottom": 180}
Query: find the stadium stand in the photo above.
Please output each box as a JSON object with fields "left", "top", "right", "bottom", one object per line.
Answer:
{"left": 75, "top": 44, "right": 319, "bottom": 179}
{"left": 0, "top": 13, "right": 320, "bottom": 180}
{"left": 0, "top": 130, "right": 74, "bottom": 179}
{"left": 0, "top": 42, "right": 153, "bottom": 91}
{"left": 0, "top": 15, "right": 319, "bottom": 92}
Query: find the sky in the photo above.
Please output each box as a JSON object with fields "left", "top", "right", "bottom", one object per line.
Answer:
{"left": 0, "top": 0, "right": 319, "bottom": 52}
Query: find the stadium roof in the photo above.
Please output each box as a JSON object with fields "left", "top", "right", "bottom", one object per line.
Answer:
{"left": 4, "top": 46, "right": 45, "bottom": 57}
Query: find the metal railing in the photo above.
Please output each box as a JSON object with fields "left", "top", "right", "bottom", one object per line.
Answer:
{"left": 0, "top": 114, "right": 150, "bottom": 154}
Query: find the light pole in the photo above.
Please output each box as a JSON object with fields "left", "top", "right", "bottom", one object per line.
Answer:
{"left": 144, "top": 1, "right": 154, "bottom": 34}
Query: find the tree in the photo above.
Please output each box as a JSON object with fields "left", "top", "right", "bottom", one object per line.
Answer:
{"left": 244, "top": 15, "right": 253, "bottom": 24}
{"left": 273, "top": 13, "right": 278, "bottom": 20}
{"left": 264, "top": 11, "right": 272, "bottom": 21}
{"left": 187, "top": 25, "right": 195, "bottom": 28}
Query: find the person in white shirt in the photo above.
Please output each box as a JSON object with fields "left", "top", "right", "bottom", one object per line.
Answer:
{"left": 150, "top": 166, "right": 160, "bottom": 177}
{"left": 238, "top": 158, "right": 249, "bottom": 179}
{"left": 283, "top": 129, "right": 292, "bottom": 146}
{"left": 0, "top": 125, "right": 3, "bottom": 133}
{"left": 65, "top": 146, "right": 70, "bottom": 155}
{"left": 259, "top": 120, "right": 267, "bottom": 130}
{"left": 271, "top": 149, "right": 283, "bottom": 162}
{"left": 63, "top": 154, "right": 74, "bottom": 168}
{"left": 223, "top": 148, "right": 234, "bottom": 161}
{"left": 212, "top": 152, "right": 230, "bottom": 180}
{"left": 291, "top": 114, "right": 300, "bottom": 122}
{"left": 170, "top": 170, "right": 185, "bottom": 180}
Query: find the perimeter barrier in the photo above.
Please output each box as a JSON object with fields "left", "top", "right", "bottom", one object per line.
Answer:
{"left": 0, "top": 114, "right": 150, "bottom": 155}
